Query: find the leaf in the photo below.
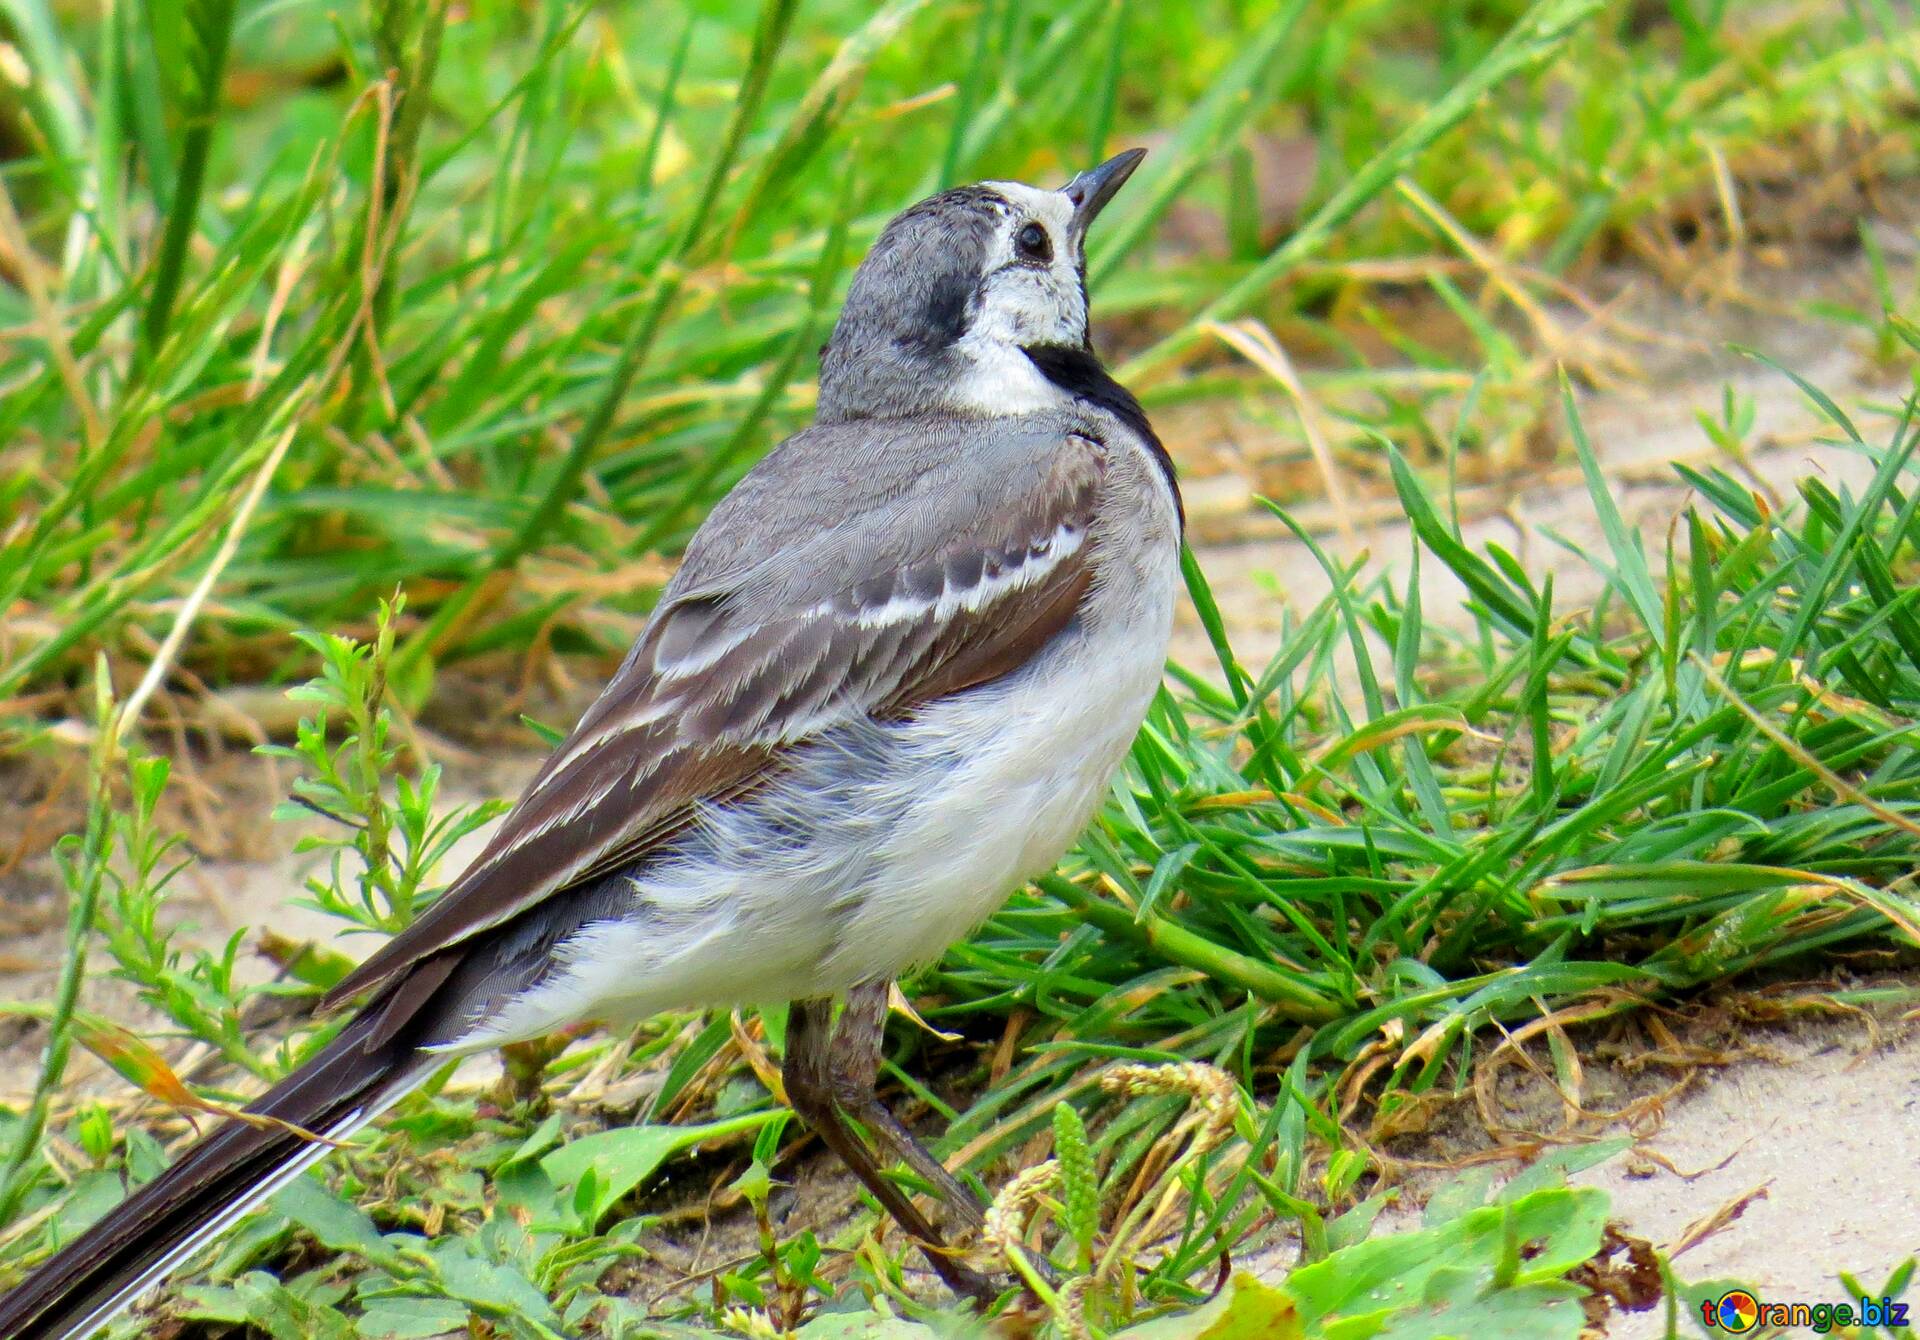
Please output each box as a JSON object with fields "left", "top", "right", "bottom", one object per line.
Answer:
{"left": 68, "top": 1013, "right": 349, "bottom": 1149}
{"left": 791, "top": 1307, "right": 953, "bottom": 1338}
{"left": 1423, "top": 1168, "right": 1494, "bottom": 1225}
{"left": 255, "top": 929, "right": 357, "bottom": 989}
{"left": 356, "top": 1297, "right": 475, "bottom": 1339}
{"left": 1498, "top": 1138, "right": 1632, "bottom": 1202}
{"left": 423, "top": 1236, "right": 564, "bottom": 1334}
{"left": 647, "top": 1013, "right": 735, "bottom": 1117}
{"left": 1137, "top": 841, "right": 1202, "bottom": 923}
{"left": 233, "top": 1270, "right": 357, "bottom": 1340}
{"left": 1386, "top": 446, "right": 1540, "bottom": 643}
{"left": 1286, "top": 1188, "right": 1609, "bottom": 1330}
{"left": 1117, "top": 1273, "right": 1304, "bottom": 1339}
{"left": 1326, "top": 1191, "right": 1394, "bottom": 1252}
{"left": 1298, "top": 706, "right": 1468, "bottom": 799}
{"left": 1561, "top": 373, "right": 1662, "bottom": 638}
{"left": 503, "top": 1111, "right": 567, "bottom": 1166}
{"left": 1372, "top": 1267, "right": 1586, "bottom": 1340}
{"left": 519, "top": 714, "right": 565, "bottom": 748}
{"left": 173, "top": 1282, "right": 252, "bottom": 1325}
{"left": 539, "top": 1110, "right": 780, "bottom": 1227}
{"left": 44, "top": 1169, "right": 128, "bottom": 1244}
{"left": 271, "top": 1177, "right": 412, "bottom": 1274}
{"left": 491, "top": 1152, "right": 569, "bottom": 1243}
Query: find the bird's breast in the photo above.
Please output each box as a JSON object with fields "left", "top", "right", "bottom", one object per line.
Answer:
{"left": 821, "top": 526, "right": 1179, "bottom": 985}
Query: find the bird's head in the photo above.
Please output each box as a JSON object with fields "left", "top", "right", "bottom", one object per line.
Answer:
{"left": 817, "top": 149, "right": 1145, "bottom": 422}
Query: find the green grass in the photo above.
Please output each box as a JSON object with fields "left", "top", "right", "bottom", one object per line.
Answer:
{"left": 3, "top": 0, "right": 1920, "bottom": 1335}
{"left": 0, "top": 0, "right": 1913, "bottom": 714}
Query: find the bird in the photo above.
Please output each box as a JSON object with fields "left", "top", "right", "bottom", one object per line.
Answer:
{"left": 0, "top": 147, "right": 1182, "bottom": 1339}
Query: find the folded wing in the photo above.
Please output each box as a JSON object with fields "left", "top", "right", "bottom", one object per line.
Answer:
{"left": 325, "top": 421, "right": 1106, "bottom": 1008}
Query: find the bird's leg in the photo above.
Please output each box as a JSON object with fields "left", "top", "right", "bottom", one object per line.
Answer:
{"left": 826, "top": 981, "right": 984, "bottom": 1232}
{"left": 784, "top": 995, "right": 995, "bottom": 1302}
{"left": 828, "top": 986, "right": 1060, "bottom": 1291}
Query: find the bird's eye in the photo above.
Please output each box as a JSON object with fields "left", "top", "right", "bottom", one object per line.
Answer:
{"left": 1014, "top": 221, "right": 1052, "bottom": 264}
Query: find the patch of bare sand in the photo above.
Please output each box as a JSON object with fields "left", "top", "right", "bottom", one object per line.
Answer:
{"left": 1578, "top": 1017, "right": 1920, "bottom": 1333}
{"left": 1236, "top": 997, "right": 1920, "bottom": 1332}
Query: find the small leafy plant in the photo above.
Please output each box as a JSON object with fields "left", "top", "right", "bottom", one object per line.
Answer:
{"left": 263, "top": 595, "right": 509, "bottom": 939}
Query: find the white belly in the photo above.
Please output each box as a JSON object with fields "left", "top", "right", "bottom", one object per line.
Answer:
{"left": 820, "top": 613, "right": 1167, "bottom": 987}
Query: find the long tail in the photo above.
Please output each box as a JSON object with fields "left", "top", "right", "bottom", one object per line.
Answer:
{"left": 0, "top": 1004, "right": 438, "bottom": 1340}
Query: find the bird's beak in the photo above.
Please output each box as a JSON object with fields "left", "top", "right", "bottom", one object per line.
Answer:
{"left": 1062, "top": 148, "right": 1146, "bottom": 240}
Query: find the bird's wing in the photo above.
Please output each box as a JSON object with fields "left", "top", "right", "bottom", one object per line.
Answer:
{"left": 325, "top": 419, "right": 1106, "bottom": 1008}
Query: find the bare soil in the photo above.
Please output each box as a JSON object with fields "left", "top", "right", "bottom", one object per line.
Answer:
{"left": 1238, "top": 983, "right": 1920, "bottom": 1327}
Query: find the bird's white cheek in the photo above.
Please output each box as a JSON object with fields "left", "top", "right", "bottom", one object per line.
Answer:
{"left": 1051, "top": 272, "right": 1088, "bottom": 342}
{"left": 976, "top": 270, "right": 1084, "bottom": 346}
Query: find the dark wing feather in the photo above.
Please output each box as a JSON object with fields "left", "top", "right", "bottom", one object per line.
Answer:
{"left": 326, "top": 423, "right": 1105, "bottom": 1008}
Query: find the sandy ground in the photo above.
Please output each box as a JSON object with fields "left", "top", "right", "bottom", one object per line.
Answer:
{"left": 1235, "top": 1001, "right": 1920, "bottom": 1331}
{"left": 1579, "top": 1020, "right": 1920, "bottom": 1333}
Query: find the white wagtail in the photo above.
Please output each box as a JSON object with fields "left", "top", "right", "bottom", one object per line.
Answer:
{"left": 0, "top": 148, "right": 1182, "bottom": 1338}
